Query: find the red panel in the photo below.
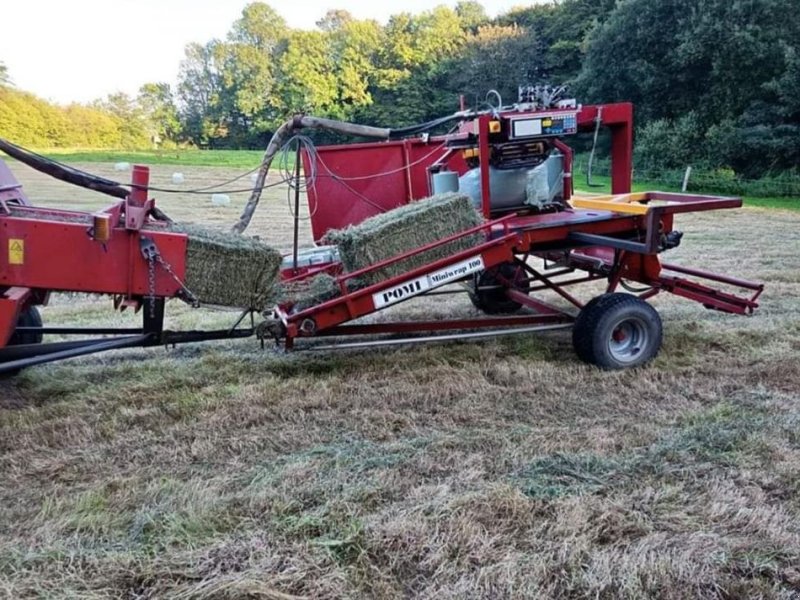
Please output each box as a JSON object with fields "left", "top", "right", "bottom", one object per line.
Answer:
{"left": 0, "top": 214, "right": 187, "bottom": 297}
{"left": 303, "top": 138, "right": 462, "bottom": 242}
{"left": 576, "top": 103, "right": 633, "bottom": 194}
{"left": 304, "top": 102, "right": 634, "bottom": 240}
{"left": 304, "top": 142, "right": 410, "bottom": 241}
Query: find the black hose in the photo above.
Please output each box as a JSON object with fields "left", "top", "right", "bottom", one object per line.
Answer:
{"left": 387, "top": 112, "right": 470, "bottom": 140}
{"left": 0, "top": 137, "right": 130, "bottom": 199}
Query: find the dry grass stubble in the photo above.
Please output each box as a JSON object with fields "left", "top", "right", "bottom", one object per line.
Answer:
{"left": 0, "top": 162, "right": 799, "bottom": 597}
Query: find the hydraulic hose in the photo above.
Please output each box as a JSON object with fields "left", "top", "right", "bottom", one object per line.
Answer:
{"left": 232, "top": 111, "right": 473, "bottom": 234}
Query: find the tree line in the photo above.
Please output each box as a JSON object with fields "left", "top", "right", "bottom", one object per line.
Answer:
{"left": 0, "top": 82, "right": 176, "bottom": 149}
{"left": 1, "top": 0, "right": 798, "bottom": 177}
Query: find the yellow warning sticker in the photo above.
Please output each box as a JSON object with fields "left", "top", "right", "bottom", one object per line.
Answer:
{"left": 8, "top": 239, "right": 24, "bottom": 265}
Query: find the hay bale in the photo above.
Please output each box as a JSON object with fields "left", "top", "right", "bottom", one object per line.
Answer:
{"left": 324, "top": 193, "right": 483, "bottom": 287}
{"left": 281, "top": 273, "right": 341, "bottom": 312}
{"left": 168, "top": 224, "right": 282, "bottom": 310}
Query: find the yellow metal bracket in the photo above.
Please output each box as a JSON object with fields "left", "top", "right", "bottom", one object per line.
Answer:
{"left": 570, "top": 193, "right": 653, "bottom": 215}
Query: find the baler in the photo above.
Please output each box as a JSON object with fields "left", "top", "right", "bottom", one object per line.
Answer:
{"left": 0, "top": 87, "right": 763, "bottom": 373}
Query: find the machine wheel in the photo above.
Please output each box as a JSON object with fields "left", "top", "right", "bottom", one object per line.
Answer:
{"left": 8, "top": 306, "right": 43, "bottom": 346}
{"left": 1, "top": 307, "right": 43, "bottom": 377}
{"left": 572, "top": 293, "right": 662, "bottom": 370}
{"left": 469, "top": 262, "right": 528, "bottom": 314}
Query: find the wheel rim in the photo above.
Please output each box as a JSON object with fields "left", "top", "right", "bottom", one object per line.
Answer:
{"left": 607, "top": 316, "right": 649, "bottom": 364}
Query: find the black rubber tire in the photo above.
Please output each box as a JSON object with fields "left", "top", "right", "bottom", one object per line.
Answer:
{"left": 469, "top": 262, "right": 527, "bottom": 315}
{"left": 572, "top": 293, "right": 662, "bottom": 370}
{"left": 2, "top": 307, "right": 43, "bottom": 377}
{"left": 8, "top": 306, "right": 43, "bottom": 346}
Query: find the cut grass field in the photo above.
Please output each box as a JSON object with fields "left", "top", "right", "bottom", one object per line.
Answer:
{"left": 1, "top": 159, "right": 800, "bottom": 598}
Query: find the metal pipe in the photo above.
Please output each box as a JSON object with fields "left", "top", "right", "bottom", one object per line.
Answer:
{"left": 315, "top": 314, "right": 569, "bottom": 337}
{"left": 297, "top": 323, "right": 572, "bottom": 351}
{"left": 0, "top": 334, "right": 153, "bottom": 374}
{"left": 292, "top": 141, "right": 302, "bottom": 273}
{"left": 14, "top": 327, "right": 144, "bottom": 335}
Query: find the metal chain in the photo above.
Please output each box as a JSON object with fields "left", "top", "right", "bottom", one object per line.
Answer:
{"left": 147, "top": 255, "right": 157, "bottom": 319}
{"left": 155, "top": 254, "right": 201, "bottom": 308}
{"left": 139, "top": 236, "right": 201, "bottom": 309}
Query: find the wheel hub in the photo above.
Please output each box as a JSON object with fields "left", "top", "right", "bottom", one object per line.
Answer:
{"left": 608, "top": 317, "right": 648, "bottom": 363}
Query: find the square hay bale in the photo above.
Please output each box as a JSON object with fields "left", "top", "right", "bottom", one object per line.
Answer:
{"left": 170, "top": 224, "right": 283, "bottom": 310}
{"left": 324, "top": 193, "right": 484, "bottom": 287}
{"left": 280, "top": 273, "right": 342, "bottom": 312}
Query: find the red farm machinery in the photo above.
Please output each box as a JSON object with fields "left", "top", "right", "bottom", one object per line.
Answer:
{"left": 0, "top": 87, "right": 764, "bottom": 374}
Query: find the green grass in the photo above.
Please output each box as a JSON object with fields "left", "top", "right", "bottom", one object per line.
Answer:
{"left": 38, "top": 148, "right": 267, "bottom": 168}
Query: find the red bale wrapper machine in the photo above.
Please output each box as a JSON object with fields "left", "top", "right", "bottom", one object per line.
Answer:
{"left": 0, "top": 87, "right": 763, "bottom": 374}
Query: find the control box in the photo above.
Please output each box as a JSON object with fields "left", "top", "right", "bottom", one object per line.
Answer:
{"left": 507, "top": 112, "right": 578, "bottom": 139}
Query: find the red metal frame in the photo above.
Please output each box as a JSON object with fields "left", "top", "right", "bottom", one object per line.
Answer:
{"left": 275, "top": 186, "right": 763, "bottom": 349}
{"left": 0, "top": 164, "right": 190, "bottom": 346}
{"left": 302, "top": 103, "right": 633, "bottom": 241}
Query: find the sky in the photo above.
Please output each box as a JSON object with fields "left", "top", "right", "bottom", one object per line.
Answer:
{"left": 0, "top": 0, "right": 532, "bottom": 105}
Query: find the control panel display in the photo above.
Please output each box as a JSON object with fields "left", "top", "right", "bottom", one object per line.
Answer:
{"left": 509, "top": 112, "right": 578, "bottom": 139}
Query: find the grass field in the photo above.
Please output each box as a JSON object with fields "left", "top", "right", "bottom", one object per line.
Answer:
{"left": 38, "top": 148, "right": 269, "bottom": 169}
{"left": 1, "top": 158, "right": 800, "bottom": 598}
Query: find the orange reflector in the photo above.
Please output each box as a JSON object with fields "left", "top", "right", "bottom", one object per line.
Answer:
{"left": 489, "top": 120, "right": 501, "bottom": 133}
{"left": 92, "top": 213, "right": 112, "bottom": 243}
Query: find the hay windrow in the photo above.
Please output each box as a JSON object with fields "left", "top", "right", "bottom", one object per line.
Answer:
{"left": 324, "top": 193, "right": 484, "bottom": 287}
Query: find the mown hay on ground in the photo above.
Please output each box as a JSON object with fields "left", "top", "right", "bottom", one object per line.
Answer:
{"left": 324, "top": 193, "right": 484, "bottom": 288}
{"left": 170, "top": 224, "right": 283, "bottom": 310}
{"left": 280, "top": 273, "right": 341, "bottom": 312}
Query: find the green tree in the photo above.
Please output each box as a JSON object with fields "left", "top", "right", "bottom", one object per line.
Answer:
{"left": 229, "top": 2, "right": 287, "bottom": 51}
{"left": 276, "top": 30, "right": 339, "bottom": 116}
{"left": 0, "top": 86, "right": 152, "bottom": 149}
{"left": 577, "top": 0, "right": 795, "bottom": 124}
{"left": 94, "top": 92, "right": 150, "bottom": 148}
{"left": 499, "top": 0, "right": 616, "bottom": 82}
{"left": 705, "top": 44, "right": 800, "bottom": 176}
{"left": 316, "top": 9, "right": 353, "bottom": 33}
{"left": 330, "top": 19, "right": 383, "bottom": 111}
{"left": 177, "top": 3, "right": 288, "bottom": 146}
{"left": 63, "top": 103, "right": 125, "bottom": 147}
{"left": 576, "top": 0, "right": 800, "bottom": 174}
{"left": 444, "top": 24, "right": 541, "bottom": 106}
{"left": 365, "top": 6, "right": 468, "bottom": 125}
{"left": 455, "top": 1, "right": 488, "bottom": 32}
{"left": 223, "top": 3, "right": 288, "bottom": 144}
{"left": 138, "top": 83, "right": 181, "bottom": 144}
{"left": 177, "top": 41, "right": 224, "bottom": 144}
